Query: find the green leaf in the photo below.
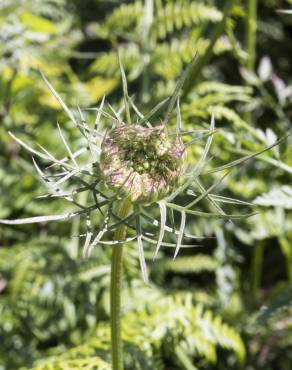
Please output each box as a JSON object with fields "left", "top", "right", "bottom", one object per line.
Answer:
{"left": 167, "top": 114, "right": 215, "bottom": 201}
{"left": 41, "top": 72, "right": 79, "bottom": 128}
{"left": 186, "top": 172, "right": 229, "bottom": 209}
{"left": 57, "top": 123, "right": 79, "bottom": 168}
{"left": 253, "top": 186, "right": 292, "bottom": 209}
{"left": 118, "top": 51, "right": 131, "bottom": 124}
{"left": 20, "top": 11, "right": 57, "bottom": 33}
{"left": 136, "top": 215, "right": 149, "bottom": 284}
{"left": 138, "top": 97, "right": 170, "bottom": 126}
{"left": 0, "top": 212, "right": 79, "bottom": 225}
{"left": 206, "top": 132, "right": 292, "bottom": 174}
{"left": 153, "top": 201, "right": 167, "bottom": 259}
{"left": 164, "top": 52, "right": 198, "bottom": 124}
{"left": 173, "top": 211, "right": 186, "bottom": 259}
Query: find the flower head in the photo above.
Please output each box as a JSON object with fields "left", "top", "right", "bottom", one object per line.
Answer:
{"left": 100, "top": 124, "right": 185, "bottom": 204}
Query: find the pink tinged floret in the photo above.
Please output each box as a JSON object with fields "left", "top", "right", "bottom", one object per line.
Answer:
{"left": 171, "top": 136, "right": 186, "bottom": 159}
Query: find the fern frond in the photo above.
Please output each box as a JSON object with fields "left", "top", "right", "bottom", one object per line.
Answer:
{"left": 153, "top": 1, "right": 222, "bottom": 39}
{"left": 100, "top": 1, "right": 143, "bottom": 37}
{"left": 90, "top": 44, "right": 141, "bottom": 78}
{"left": 163, "top": 254, "right": 218, "bottom": 274}
{"left": 153, "top": 35, "right": 236, "bottom": 80}
{"left": 27, "top": 293, "right": 246, "bottom": 369}
{"left": 257, "top": 287, "right": 292, "bottom": 323}
{"left": 32, "top": 356, "right": 111, "bottom": 370}
{"left": 253, "top": 186, "right": 292, "bottom": 209}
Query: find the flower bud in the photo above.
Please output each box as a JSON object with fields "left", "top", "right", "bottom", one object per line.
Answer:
{"left": 100, "top": 124, "right": 185, "bottom": 204}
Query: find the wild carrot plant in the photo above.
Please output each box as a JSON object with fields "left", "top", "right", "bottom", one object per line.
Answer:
{"left": 0, "top": 55, "right": 285, "bottom": 370}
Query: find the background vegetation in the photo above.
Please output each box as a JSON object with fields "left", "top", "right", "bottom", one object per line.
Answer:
{"left": 0, "top": 0, "right": 292, "bottom": 369}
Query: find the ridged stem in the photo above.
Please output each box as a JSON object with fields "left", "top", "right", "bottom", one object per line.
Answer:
{"left": 110, "top": 198, "right": 132, "bottom": 370}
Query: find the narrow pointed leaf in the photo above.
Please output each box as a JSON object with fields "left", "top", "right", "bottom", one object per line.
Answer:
{"left": 185, "top": 129, "right": 218, "bottom": 146}
{"left": 169, "top": 207, "right": 175, "bottom": 229}
{"left": 54, "top": 168, "right": 81, "bottom": 186}
{"left": 164, "top": 52, "right": 198, "bottom": 124}
{"left": 208, "top": 194, "right": 254, "bottom": 206}
{"left": 176, "top": 97, "right": 182, "bottom": 133}
{"left": 0, "top": 212, "right": 80, "bottom": 225}
{"left": 97, "top": 236, "right": 137, "bottom": 245}
{"left": 93, "top": 95, "right": 105, "bottom": 142}
{"left": 153, "top": 201, "right": 166, "bottom": 259}
{"left": 41, "top": 71, "right": 78, "bottom": 126}
{"left": 206, "top": 132, "right": 292, "bottom": 174}
{"left": 46, "top": 148, "right": 87, "bottom": 170}
{"left": 136, "top": 215, "right": 149, "bottom": 284}
{"left": 77, "top": 106, "right": 90, "bottom": 137}
{"left": 173, "top": 211, "right": 186, "bottom": 259}
{"left": 167, "top": 202, "right": 256, "bottom": 219}
{"left": 167, "top": 114, "right": 215, "bottom": 201}
{"left": 141, "top": 212, "right": 203, "bottom": 239}
{"left": 128, "top": 96, "right": 151, "bottom": 128}
{"left": 82, "top": 107, "right": 116, "bottom": 122}
{"left": 57, "top": 123, "right": 79, "bottom": 168}
{"left": 194, "top": 178, "right": 228, "bottom": 218}
{"left": 83, "top": 228, "right": 107, "bottom": 258}
{"left": 9, "top": 132, "right": 51, "bottom": 161}
{"left": 82, "top": 216, "right": 93, "bottom": 259}
{"left": 36, "top": 143, "right": 72, "bottom": 169}
{"left": 138, "top": 97, "right": 170, "bottom": 126}
{"left": 186, "top": 171, "right": 229, "bottom": 209}
{"left": 118, "top": 52, "right": 131, "bottom": 124}
{"left": 107, "top": 103, "right": 121, "bottom": 123}
{"left": 142, "top": 235, "right": 202, "bottom": 248}
{"left": 108, "top": 212, "right": 136, "bottom": 231}
{"left": 32, "top": 157, "right": 61, "bottom": 195}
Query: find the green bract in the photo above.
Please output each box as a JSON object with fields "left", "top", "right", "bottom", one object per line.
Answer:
{"left": 100, "top": 124, "right": 185, "bottom": 204}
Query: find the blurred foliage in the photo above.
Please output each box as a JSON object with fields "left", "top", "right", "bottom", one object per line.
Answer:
{"left": 0, "top": 0, "right": 292, "bottom": 369}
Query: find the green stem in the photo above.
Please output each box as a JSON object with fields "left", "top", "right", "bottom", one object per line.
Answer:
{"left": 244, "top": 0, "right": 257, "bottom": 123}
{"left": 110, "top": 198, "right": 132, "bottom": 370}
{"left": 251, "top": 240, "right": 264, "bottom": 302}
{"left": 245, "top": 0, "right": 258, "bottom": 72}
{"left": 279, "top": 237, "right": 292, "bottom": 286}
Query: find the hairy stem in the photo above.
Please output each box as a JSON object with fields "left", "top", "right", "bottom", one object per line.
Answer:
{"left": 110, "top": 198, "right": 132, "bottom": 370}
